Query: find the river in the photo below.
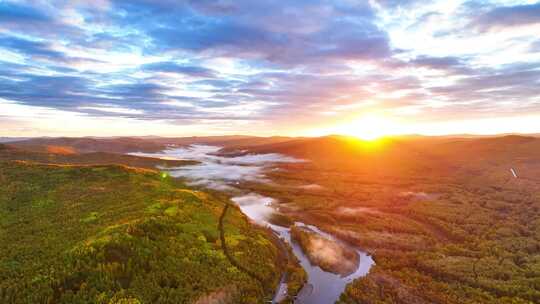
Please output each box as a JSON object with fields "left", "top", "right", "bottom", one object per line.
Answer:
{"left": 132, "top": 145, "right": 374, "bottom": 304}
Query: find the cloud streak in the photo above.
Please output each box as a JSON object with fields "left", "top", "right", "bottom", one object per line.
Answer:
{"left": 469, "top": 2, "right": 540, "bottom": 32}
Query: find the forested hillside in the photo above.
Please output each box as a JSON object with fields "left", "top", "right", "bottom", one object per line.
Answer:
{"left": 0, "top": 160, "right": 283, "bottom": 303}
{"left": 231, "top": 135, "right": 540, "bottom": 303}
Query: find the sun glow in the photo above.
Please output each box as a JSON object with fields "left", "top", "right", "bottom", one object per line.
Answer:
{"left": 331, "top": 114, "right": 400, "bottom": 140}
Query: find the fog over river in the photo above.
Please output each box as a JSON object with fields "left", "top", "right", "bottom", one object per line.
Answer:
{"left": 133, "top": 145, "right": 374, "bottom": 304}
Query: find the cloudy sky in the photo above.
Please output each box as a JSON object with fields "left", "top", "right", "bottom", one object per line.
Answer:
{"left": 1, "top": 0, "right": 539, "bottom": 137}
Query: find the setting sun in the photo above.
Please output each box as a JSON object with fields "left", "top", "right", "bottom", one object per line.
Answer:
{"left": 324, "top": 114, "right": 400, "bottom": 140}
{"left": 351, "top": 115, "right": 395, "bottom": 140}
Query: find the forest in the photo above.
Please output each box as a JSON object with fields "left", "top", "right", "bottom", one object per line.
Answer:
{"left": 0, "top": 156, "right": 284, "bottom": 303}
{"left": 233, "top": 135, "right": 540, "bottom": 303}
{"left": 2, "top": 134, "right": 540, "bottom": 304}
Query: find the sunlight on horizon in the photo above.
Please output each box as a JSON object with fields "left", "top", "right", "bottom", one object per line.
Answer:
{"left": 305, "top": 113, "right": 540, "bottom": 140}
{"left": 343, "top": 115, "right": 398, "bottom": 140}
{"left": 308, "top": 114, "right": 403, "bottom": 140}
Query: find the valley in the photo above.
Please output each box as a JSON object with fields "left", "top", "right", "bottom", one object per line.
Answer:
{"left": 133, "top": 144, "right": 375, "bottom": 304}
{"left": 1, "top": 135, "right": 540, "bottom": 303}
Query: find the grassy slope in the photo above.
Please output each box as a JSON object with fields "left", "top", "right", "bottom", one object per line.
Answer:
{"left": 232, "top": 136, "right": 540, "bottom": 304}
{"left": 0, "top": 160, "right": 282, "bottom": 303}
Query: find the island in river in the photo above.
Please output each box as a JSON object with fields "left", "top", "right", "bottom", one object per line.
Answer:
{"left": 290, "top": 225, "right": 360, "bottom": 277}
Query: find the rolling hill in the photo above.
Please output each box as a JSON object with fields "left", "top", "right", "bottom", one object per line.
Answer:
{"left": 11, "top": 137, "right": 167, "bottom": 154}
{"left": 0, "top": 149, "right": 286, "bottom": 304}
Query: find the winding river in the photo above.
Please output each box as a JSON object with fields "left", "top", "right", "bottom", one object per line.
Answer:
{"left": 132, "top": 145, "right": 374, "bottom": 304}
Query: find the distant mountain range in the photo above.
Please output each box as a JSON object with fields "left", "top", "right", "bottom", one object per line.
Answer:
{"left": 6, "top": 134, "right": 540, "bottom": 180}
{"left": 0, "top": 137, "right": 31, "bottom": 143}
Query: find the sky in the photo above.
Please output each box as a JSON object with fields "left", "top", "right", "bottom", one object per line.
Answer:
{"left": 1, "top": 0, "right": 539, "bottom": 138}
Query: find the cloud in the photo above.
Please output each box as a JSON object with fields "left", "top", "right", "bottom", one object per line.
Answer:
{"left": 373, "top": 0, "right": 430, "bottom": 9}
{"left": 0, "top": 1, "right": 50, "bottom": 22}
{"left": 409, "top": 55, "right": 461, "bottom": 69}
{"left": 0, "top": 74, "right": 94, "bottom": 108}
{"left": 425, "top": 64, "right": 540, "bottom": 118}
{"left": 108, "top": 0, "right": 389, "bottom": 65}
{"left": 0, "top": 34, "right": 65, "bottom": 60}
{"left": 0, "top": 0, "right": 540, "bottom": 135}
{"left": 0, "top": 0, "right": 396, "bottom": 120}
{"left": 149, "top": 20, "right": 285, "bottom": 54}
{"left": 142, "top": 62, "right": 217, "bottom": 77}
{"left": 0, "top": 0, "right": 397, "bottom": 124}
{"left": 530, "top": 39, "right": 540, "bottom": 53}
{"left": 407, "top": 55, "right": 472, "bottom": 74}
{"left": 469, "top": 2, "right": 540, "bottom": 32}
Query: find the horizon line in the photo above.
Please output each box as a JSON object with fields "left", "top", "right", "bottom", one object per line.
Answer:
{"left": 1, "top": 132, "right": 539, "bottom": 140}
